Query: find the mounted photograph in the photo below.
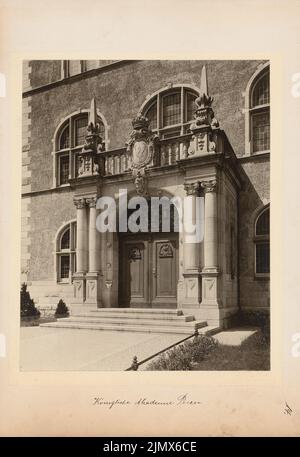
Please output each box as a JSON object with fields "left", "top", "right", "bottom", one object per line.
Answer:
{"left": 20, "top": 59, "right": 270, "bottom": 371}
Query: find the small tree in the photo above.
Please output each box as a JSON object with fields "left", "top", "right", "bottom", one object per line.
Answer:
{"left": 55, "top": 299, "right": 69, "bottom": 318}
{"left": 20, "top": 283, "right": 40, "bottom": 318}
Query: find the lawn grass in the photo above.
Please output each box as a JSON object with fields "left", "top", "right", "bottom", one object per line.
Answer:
{"left": 146, "top": 329, "right": 270, "bottom": 371}
{"left": 193, "top": 331, "right": 270, "bottom": 371}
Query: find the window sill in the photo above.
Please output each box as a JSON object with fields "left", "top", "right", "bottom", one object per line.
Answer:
{"left": 56, "top": 183, "right": 70, "bottom": 188}
{"left": 254, "top": 274, "right": 270, "bottom": 280}
{"left": 251, "top": 150, "right": 270, "bottom": 156}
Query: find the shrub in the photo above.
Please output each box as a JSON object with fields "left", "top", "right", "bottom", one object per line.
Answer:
{"left": 146, "top": 335, "right": 218, "bottom": 371}
{"left": 55, "top": 299, "right": 69, "bottom": 317}
{"left": 240, "top": 309, "right": 270, "bottom": 343}
{"left": 20, "top": 283, "right": 40, "bottom": 318}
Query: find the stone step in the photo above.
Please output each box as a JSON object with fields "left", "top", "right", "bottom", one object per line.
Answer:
{"left": 57, "top": 316, "right": 206, "bottom": 328}
{"left": 197, "top": 325, "right": 221, "bottom": 336}
{"left": 71, "top": 313, "right": 195, "bottom": 322}
{"left": 90, "top": 308, "right": 183, "bottom": 316}
{"left": 40, "top": 321, "right": 208, "bottom": 335}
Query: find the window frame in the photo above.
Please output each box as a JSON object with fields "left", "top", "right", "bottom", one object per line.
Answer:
{"left": 254, "top": 205, "right": 270, "bottom": 278}
{"left": 54, "top": 111, "right": 106, "bottom": 187}
{"left": 56, "top": 222, "right": 77, "bottom": 283}
{"left": 245, "top": 63, "right": 270, "bottom": 156}
{"left": 143, "top": 86, "right": 198, "bottom": 139}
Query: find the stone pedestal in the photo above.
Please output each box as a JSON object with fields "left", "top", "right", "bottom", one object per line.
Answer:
{"left": 85, "top": 272, "right": 100, "bottom": 304}
{"left": 72, "top": 273, "right": 86, "bottom": 303}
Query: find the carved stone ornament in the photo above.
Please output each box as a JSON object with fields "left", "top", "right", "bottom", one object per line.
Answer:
{"left": 201, "top": 179, "right": 217, "bottom": 193}
{"left": 73, "top": 197, "right": 86, "bottom": 209}
{"left": 86, "top": 196, "right": 97, "bottom": 208}
{"left": 126, "top": 113, "right": 159, "bottom": 195}
{"left": 129, "top": 247, "right": 142, "bottom": 260}
{"left": 159, "top": 243, "right": 173, "bottom": 258}
{"left": 190, "top": 66, "right": 219, "bottom": 133}
{"left": 77, "top": 98, "right": 105, "bottom": 178}
{"left": 184, "top": 181, "right": 200, "bottom": 196}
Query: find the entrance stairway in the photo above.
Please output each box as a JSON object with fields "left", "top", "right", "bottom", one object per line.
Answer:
{"left": 40, "top": 308, "right": 220, "bottom": 336}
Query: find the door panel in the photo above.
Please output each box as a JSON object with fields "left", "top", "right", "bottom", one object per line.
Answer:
{"left": 119, "top": 234, "right": 178, "bottom": 308}
{"left": 152, "top": 238, "right": 178, "bottom": 306}
{"left": 121, "top": 240, "right": 148, "bottom": 307}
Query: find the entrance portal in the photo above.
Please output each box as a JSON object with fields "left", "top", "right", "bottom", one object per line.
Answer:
{"left": 119, "top": 233, "right": 178, "bottom": 308}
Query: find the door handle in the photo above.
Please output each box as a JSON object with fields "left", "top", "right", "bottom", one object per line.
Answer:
{"left": 152, "top": 268, "right": 157, "bottom": 277}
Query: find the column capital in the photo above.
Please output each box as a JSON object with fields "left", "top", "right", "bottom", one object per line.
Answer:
{"left": 86, "top": 196, "right": 97, "bottom": 208}
{"left": 73, "top": 197, "right": 86, "bottom": 209}
{"left": 184, "top": 181, "right": 200, "bottom": 196}
{"left": 201, "top": 178, "right": 217, "bottom": 193}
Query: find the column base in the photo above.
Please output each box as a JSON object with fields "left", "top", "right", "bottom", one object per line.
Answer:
{"left": 85, "top": 272, "right": 101, "bottom": 305}
{"left": 200, "top": 268, "right": 222, "bottom": 326}
{"left": 181, "top": 270, "right": 201, "bottom": 309}
{"left": 72, "top": 273, "right": 86, "bottom": 304}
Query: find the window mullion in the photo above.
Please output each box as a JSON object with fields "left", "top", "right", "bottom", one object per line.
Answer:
{"left": 157, "top": 95, "right": 160, "bottom": 135}
{"left": 180, "top": 87, "right": 184, "bottom": 135}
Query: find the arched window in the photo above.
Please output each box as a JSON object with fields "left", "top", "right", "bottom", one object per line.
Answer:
{"left": 55, "top": 112, "right": 106, "bottom": 186}
{"left": 254, "top": 206, "right": 270, "bottom": 276}
{"left": 142, "top": 87, "right": 198, "bottom": 139}
{"left": 56, "top": 221, "right": 77, "bottom": 282}
{"left": 246, "top": 64, "right": 270, "bottom": 154}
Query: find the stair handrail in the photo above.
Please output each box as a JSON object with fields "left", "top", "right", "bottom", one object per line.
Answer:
{"left": 125, "top": 328, "right": 199, "bottom": 371}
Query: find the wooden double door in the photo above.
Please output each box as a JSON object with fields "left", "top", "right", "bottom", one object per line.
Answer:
{"left": 119, "top": 233, "right": 178, "bottom": 308}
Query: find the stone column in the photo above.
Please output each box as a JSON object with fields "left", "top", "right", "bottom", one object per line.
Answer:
{"left": 73, "top": 197, "right": 88, "bottom": 303}
{"left": 201, "top": 179, "right": 218, "bottom": 271}
{"left": 181, "top": 182, "right": 202, "bottom": 309}
{"left": 85, "top": 196, "right": 101, "bottom": 305}
{"left": 200, "top": 178, "right": 221, "bottom": 325}
{"left": 87, "top": 197, "right": 98, "bottom": 273}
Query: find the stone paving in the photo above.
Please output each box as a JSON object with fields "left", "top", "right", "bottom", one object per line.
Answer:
{"left": 20, "top": 326, "right": 259, "bottom": 371}
{"left": 20, "top": 326, "right": 188, "bottom": 371}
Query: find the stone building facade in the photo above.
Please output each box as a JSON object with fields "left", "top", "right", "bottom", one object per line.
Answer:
{"left": 21, "top": 60, "right": 270, "bottom": 328}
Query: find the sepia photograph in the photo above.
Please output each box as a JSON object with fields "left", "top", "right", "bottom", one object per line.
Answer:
{"left": 20, "top": 59, "right": 270, "bottom": 372}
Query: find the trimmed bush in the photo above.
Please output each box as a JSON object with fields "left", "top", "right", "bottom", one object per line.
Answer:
{"left": 55, "top": 299, "right": 69, "bottom": 317}
{"left": 20, "top": 283, "right": 40, "bottom": 318}
{"left": 146, "top": 335, "right": 218, "bottom": 371}
{"left": 240, "top": 309, "right": 270, "bottom": 343}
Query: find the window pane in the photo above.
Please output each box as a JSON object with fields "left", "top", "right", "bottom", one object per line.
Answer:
{"left": 146, "top": 102, "right": 157, "bottom": 130}
{"left": 75, "top": 115, "right": 88, "bottom": 146}
{"left": 161, "top": 129, "right": 181, "bottom": 139}
{"left": 186, "top": 92, "right": 196, "bottom": 121}
{"left": 68, "top": 60, "right": 82, "bottom": 76}
{"left": 61, "top": 228, "right": 70, "bottom": 250}
{"left": 256, "top": 208, "right": 270, "bottom": 236}
{"left": 252, "top": 111, "right": 270, "bottom": 152}
{"left": 256, "top": 242, "right": 270, "bottom": 274}
{"left": 162, "top": 93, "right": 181, "bottom": 127}
{"left": 59, "top": 156, "right": 69, "bottom": 185}
{"left": 59, "top": 124, "right": 69, "bottom": 150}
{"left": 60, "top": 255, "right": 70, "bottom": 279}
{"left": 72, "top": 223, "right": 77, "bottom": 250}
{"left": 252, "top": 73, "right": 269, "bottom": 107}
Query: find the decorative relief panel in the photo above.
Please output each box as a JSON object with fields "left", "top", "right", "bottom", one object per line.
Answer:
{"left": 129, "top": 247, "right": 142, "bottom": 260}
{"left": 159, "top": 243, "right": 173, "bottom": 258}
